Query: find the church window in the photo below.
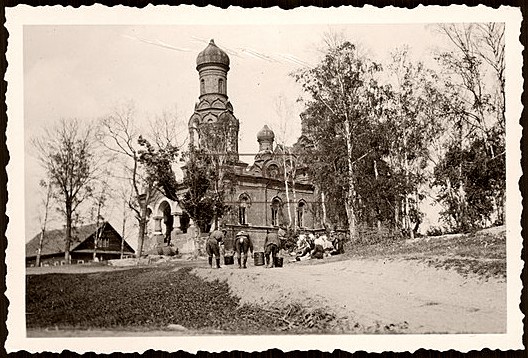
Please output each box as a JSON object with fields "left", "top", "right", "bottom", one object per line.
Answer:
{"left": 271, "top": 198, "right": 282, "bottom": 226}
{"left": 218, "top": 79, "right": 224, "bottom": 93}
{"left": 297, "top": 200, "right": 306, "bottom": 228}
{"left": 200, "top": 79, "right": 205, "bottom": 94}
{"left": 238, "top": 193, "right": 250, "bottom": 225}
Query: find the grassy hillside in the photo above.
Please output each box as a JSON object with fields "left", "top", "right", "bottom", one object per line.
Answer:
{"left": 348, "top": 226, "right": 506, "bottom": 279}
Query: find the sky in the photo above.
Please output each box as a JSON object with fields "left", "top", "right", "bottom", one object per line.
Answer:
{"left": 23, "top": 22, "right": 454, "bottom": 243}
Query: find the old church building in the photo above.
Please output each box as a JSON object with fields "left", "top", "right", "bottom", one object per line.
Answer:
{"left": 144, "top": 39, "right": 324, "bottom": 254}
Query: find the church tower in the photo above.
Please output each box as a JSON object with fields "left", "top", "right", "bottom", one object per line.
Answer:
{"left": 188, "top": 39, "right": 239, "bottom": 162}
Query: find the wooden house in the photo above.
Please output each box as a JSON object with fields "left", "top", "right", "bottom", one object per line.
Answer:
{"left": 25, "top": 222, "right": 135, "bottom": 267}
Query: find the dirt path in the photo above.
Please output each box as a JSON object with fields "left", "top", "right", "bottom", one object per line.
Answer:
{"left": 194, "top": 257, "right": 506, "bottom": 334}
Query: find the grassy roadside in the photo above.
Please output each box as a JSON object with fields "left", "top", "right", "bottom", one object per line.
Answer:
{"left": 26, "top": 266, "right": 339, "bottom": 333}
{"left": 347, "top": 226, "right": 506, "bottom": 279}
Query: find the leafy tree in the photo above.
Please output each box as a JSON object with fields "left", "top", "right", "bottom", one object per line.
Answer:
{"left": 176, "top": 148, "right": 226, "bottom": 234}
{"left": 195, "top": 119, "right": 237, "bottom": 229}
{"left": 293, "top": 40, "right": 382, "bottom": 241}
{"left": 433, "top": 23, "right": 506, "bottom": 229}
{"left": 139, "top": 121, "right": 235, "bottom": 236}
{"left": 381, "top": 48, "right": 445, "bottom": 238}
{"left": 33, "top": 119, "right": 99, "bottom": 263}
{"left": 433, "top": 128, "right": 505, "bottom": 231}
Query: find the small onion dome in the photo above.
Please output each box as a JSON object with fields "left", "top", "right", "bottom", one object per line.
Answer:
{"left": 196, "top": 39, "right": 230, "bottom": 68}
{"left": 257, "top": 125, "right": 275, "bottom": 142}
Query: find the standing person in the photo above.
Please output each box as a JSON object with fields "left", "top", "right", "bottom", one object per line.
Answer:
{"left": 206, "top": 228, "right": 225, "bottom": 268}
{"left": 235, "top": 231, "right": 253, "bottom": 269}
{"left": 264, "top": 229, "right": 281, "bottom": 268}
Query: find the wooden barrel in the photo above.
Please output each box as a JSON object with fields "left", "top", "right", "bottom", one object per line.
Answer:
{"left": 224, "top": 255, "right": 234, "bottom": 265}
{"left": 274, "top": 257, "right": 283, "bottom": 268}
{"left": 253, "top": 252, "right": 265, "bottom": 266}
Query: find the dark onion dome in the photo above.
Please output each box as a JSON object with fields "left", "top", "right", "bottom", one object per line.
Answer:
{"left": 196, "top": 39, "right": 230, "bottom": 68}
{"left": 257, "top": 125, "right": 275, "bottom": 142}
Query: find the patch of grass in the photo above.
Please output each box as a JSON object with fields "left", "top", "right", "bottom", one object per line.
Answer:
{"left": 346, "top": 226, "right": 506, "bottom": 279}
{"left": 26, "top": 266, "right": 340, "bottom": 333}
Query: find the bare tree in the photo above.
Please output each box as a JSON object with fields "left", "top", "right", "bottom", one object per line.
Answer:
{"left": 100, "top": 102, "right": 184, "bottom": 257}
{"left": 100, "top": 104, "right": 152, "bottom": 257}
{"left": 33, "top": 119, "right": 99, "bottom": 263}
{"left": 435, "top": 23, "right": 505, "bottom": 154}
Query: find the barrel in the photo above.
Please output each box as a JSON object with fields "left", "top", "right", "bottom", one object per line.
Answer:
{"left": 274, "top": 257, "right": 283, "bottom": 268}
{"left": 224, "top": 255, "right": 234, "bottom": 265}
{"left": 253, "top": 252, "right": 265, "bottom": 266}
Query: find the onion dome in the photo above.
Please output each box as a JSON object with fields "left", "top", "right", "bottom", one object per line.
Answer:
{"left": 257, "top": 125, "right": 275, "bottom": 143}
{"left": 196, "top": 39, "right": 230, "bottom": 68}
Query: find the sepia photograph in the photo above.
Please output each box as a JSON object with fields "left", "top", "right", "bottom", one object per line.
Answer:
{"left": 4, "top": 4, "right": 524, "bottom": 354}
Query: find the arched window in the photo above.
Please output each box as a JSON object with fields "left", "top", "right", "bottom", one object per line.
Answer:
{"left": 238, "top": 193, "right": 251, "bottom": 225}
{"left": 200, "top": 79, "right": 205, "bottom": 94}
{"left": 218, "top": 78, "right": 225, "bottom": 93}
{"left": 297, "top": 200, "right": 306, "bottom": 228}
{"left": 271, "top": 197, "right": 282, "bottom": 226}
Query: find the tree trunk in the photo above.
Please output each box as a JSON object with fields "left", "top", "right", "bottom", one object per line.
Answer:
{"left": 93, "top": 199, "right": 103, "bottom": 261}
{"left": 403, "top": 137, "right": 414, "bottom": 240}
{"left": 405, "top": 194, "right": 414, "bottom": 240}
{"left": 137, "top": 202, "right": 148, "bottom": 258}
{"left": 290, "top": 152, "right": 298, "bottom": 229}
{"left": 292, "top": 178, "right": 298, "bottom": 228}
{"left": 283, "top": 166, "right": 292, "bottom": 228}
{"left": 373, "top": 160, "right": 382, "bottom": 231}
{"left": 36, "top": 230, "right": 45, "bottom": 267}
{"left": 36, "top": 183, "right": 52, "bottom": 267}
{"left": 321, "top": 191, "right": 327, "bottom": 227}
{"left": 394, "top": 198, "right": 400, "bottom": 231}
{"left": 64, "top": 202, "right": 72, "bottom": 264}
{"left": 120, "top": 211, "right": 126, "bottom": 259}
{"left": 344, "top": 120, "right": 356, "bottom": 241}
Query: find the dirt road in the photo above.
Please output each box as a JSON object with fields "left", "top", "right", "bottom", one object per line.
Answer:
{"left": 194, "top": 257, "right": 506, "bottom": 334}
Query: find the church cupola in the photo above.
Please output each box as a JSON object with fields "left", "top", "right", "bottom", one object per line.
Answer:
{"left": 257, "top": 125, "right": 275, "bottom": 152}
{"left": 196, "top": 39, "right": 230, "bottom": 69}
{"left": 196, "top": 39, "right": 229, "bottom": 99}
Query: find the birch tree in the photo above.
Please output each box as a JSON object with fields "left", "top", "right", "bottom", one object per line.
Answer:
{"left": 293, "top": 40, "right": 382, "bottom": 240}
{"left": 273, "top": 94, "right": 297, "bottom": 228}
{"left": 381, "top": 48, "right": 445, "bottom": 237}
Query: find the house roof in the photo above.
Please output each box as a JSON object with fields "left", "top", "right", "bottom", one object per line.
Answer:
{"left": 25, "top": 222, "right": 133, "bottom": 257}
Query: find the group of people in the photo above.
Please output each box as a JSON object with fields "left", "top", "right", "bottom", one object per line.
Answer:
{"left": 205, "top": 227, "right": 285, "bottom": 269}
{"left": 293, "top": 231, "right": 345, "bottom": 261}
{"left": 205, "top": 226, "right": 345, "bottom": 268}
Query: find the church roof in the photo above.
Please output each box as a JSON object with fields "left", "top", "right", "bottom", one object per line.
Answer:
{"left": 196, "top": 39, "right": 230, "bottom": 68}
{"left": 257, "top": 124, "right": 275, "bottom": 142}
